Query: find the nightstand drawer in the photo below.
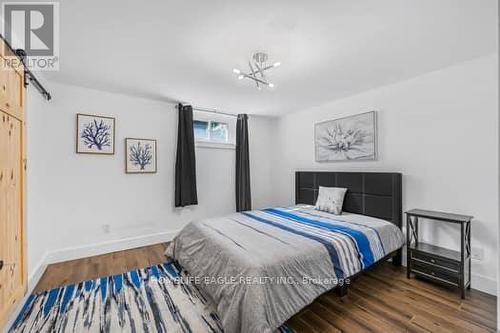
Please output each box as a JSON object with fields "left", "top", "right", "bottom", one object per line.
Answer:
{"left": 411, "top": 261, "right": 459, "bottom": 286}
{"left": 411, "top": 251, "right": 459, "bottom": 272}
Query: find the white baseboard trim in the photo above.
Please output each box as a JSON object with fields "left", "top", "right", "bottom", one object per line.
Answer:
{"left": 471, "top": 273, "right": 497, "bottom": 295}
{"left": 45, "top": 230, "right": 180, "bottom": 264}
{"left": 3, "top": 230, "right": 180, "bottom": 332}
{"left": 28, "top": 254, "right": 49, "bottom": 291}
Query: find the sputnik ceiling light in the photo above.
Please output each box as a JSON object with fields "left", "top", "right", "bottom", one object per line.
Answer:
{"left": 233, "top": 52, "right": 280, "bottom": 90}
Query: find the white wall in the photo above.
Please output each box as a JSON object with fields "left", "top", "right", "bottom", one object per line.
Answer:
{"left": 25, "top": 82, "right": 275, "bottom": 279}
{"left": 25, "top": 86, "right": 53, "bottom": 284}
{"left": 270, "top": 54, "right": 498, "bottom": 294}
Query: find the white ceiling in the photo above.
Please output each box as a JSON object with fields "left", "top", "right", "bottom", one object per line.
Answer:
{"left": 33, "top": 0, "right": 499, "bottom": 115}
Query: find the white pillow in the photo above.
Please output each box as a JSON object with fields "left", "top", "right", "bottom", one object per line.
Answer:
{"left": 314, "top": 186, "right": 348, "bottom": 215}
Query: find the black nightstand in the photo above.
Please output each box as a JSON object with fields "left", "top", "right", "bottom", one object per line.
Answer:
{"left": 405, "top": 209, "right": 473, "bottom": 298}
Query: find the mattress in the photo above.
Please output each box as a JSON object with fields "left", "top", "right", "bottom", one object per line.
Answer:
{"left": 166, "top": 205, "right": 405, "bottom": 333}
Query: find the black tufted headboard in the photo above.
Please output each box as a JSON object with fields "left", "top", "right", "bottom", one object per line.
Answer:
{"left": 295, "top": 171, "right": 402, "bottom": 228}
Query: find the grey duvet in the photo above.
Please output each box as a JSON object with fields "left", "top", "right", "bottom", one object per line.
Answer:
{"left": 166, "top": 205, "right": 404, "bottom": 333}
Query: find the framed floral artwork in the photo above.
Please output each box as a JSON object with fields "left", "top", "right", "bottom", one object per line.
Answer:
{"left": 315, "top": 111, "right": 377, "bottom": 162}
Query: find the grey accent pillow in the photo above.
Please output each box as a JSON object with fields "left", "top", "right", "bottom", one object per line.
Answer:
{"left": 314, "top": 186, "right": 348, "bottom": 215}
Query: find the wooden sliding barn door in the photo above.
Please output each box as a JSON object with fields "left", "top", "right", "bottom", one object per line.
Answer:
{"left": 0, "top": 39, "right": 26, "bottom": 330}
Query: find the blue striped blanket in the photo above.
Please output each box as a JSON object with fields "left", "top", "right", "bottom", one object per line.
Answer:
{"left": 167, "top": 205, "right": 405, "bottom": 333}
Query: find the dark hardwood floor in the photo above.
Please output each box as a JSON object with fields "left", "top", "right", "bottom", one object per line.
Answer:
{"left": 35, "top": 244, "right": 497, "bottom": 333}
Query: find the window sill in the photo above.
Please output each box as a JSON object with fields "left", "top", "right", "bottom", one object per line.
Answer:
{"left": 195, "top": 141, "right": 236, "bottom": 150}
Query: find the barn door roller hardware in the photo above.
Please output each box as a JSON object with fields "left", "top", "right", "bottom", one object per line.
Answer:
{"left": 0, "top": 34, "right": 52, "bottom": 101}
{"left": 15, "top": 49, "right": 52, "bottom": 101}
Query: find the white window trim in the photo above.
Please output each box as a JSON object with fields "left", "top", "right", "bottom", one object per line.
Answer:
{"left": 195, "top": 140, "right": 236, "bottom": 150}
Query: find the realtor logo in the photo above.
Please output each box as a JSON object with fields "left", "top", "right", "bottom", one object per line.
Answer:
{"left": 2, "top": 2, "right": 59, "bottom": 70}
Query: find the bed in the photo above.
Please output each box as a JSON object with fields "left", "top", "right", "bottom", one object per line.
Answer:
{"left": 166, "top": 172, "right": 405, "bottom": 333}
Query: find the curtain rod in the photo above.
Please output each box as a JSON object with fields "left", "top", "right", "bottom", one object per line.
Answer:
{"left": 176, "top": 104, "right": 238, "bottom": 118}
{"left": 0, "top": 34, "right": 52, "bottom": 101}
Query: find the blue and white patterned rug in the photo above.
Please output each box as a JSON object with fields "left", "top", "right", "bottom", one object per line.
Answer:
{"left": 10, "top": 261, "right": 295, "bottom": 333}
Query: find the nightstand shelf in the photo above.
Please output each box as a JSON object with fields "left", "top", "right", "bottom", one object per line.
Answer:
{"left": 409, "top": 242, "right": 461, "bottom": 262}
{"left": 406, "top": 209, "right": 472, "bottom": 298}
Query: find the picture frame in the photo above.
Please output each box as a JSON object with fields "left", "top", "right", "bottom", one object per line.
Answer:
{"left": 76, "top": 113, "right": 116, "bottom": 155}
{"left": 314, "top": 111, "right": 377, "bottom": 162}
{"left": 125, "top": 138, "right": 157, "bottom": 174}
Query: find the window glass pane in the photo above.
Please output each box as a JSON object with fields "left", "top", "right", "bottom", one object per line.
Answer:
{"left": 209, "top": 121, "right": 229, "bottom": 142}
{"left": 193, "top": 120, "right": 209, "bottom": 140}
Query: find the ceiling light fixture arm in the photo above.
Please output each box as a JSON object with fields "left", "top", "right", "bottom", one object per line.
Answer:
{"left": 233, "top": 52, "right": 279, "bottom": 90}
{"left": 248, "top": 61, "right": 260, "bottom": 89}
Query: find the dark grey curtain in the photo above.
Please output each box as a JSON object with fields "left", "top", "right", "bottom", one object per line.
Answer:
{"left": 175, "top": 104, "right": 198, "bottom": 207}
{"left": 236, "top": 114, "right": 251, "bottom": 212}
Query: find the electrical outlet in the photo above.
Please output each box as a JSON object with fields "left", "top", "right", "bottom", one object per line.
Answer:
{"left": 102, "top": 224, "right": 111, "bottom": 234}
{"left": 471, "top": 247, "right": 484, "bottom": 261}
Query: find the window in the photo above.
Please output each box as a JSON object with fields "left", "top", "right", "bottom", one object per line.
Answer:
{"left": 194, "top": 120, "right": 210, "bottom": 140}
{"left": 194, "top": 120, "right": 229, "bottom": 142}
{"left": 193, "top": 111, "right": 236, "bottom": 149}
{"left": 193, "top": 120, "right": 230, "bottom": 143}
{"left": 209, "top": 121, "right": 229, "bottom": 142}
